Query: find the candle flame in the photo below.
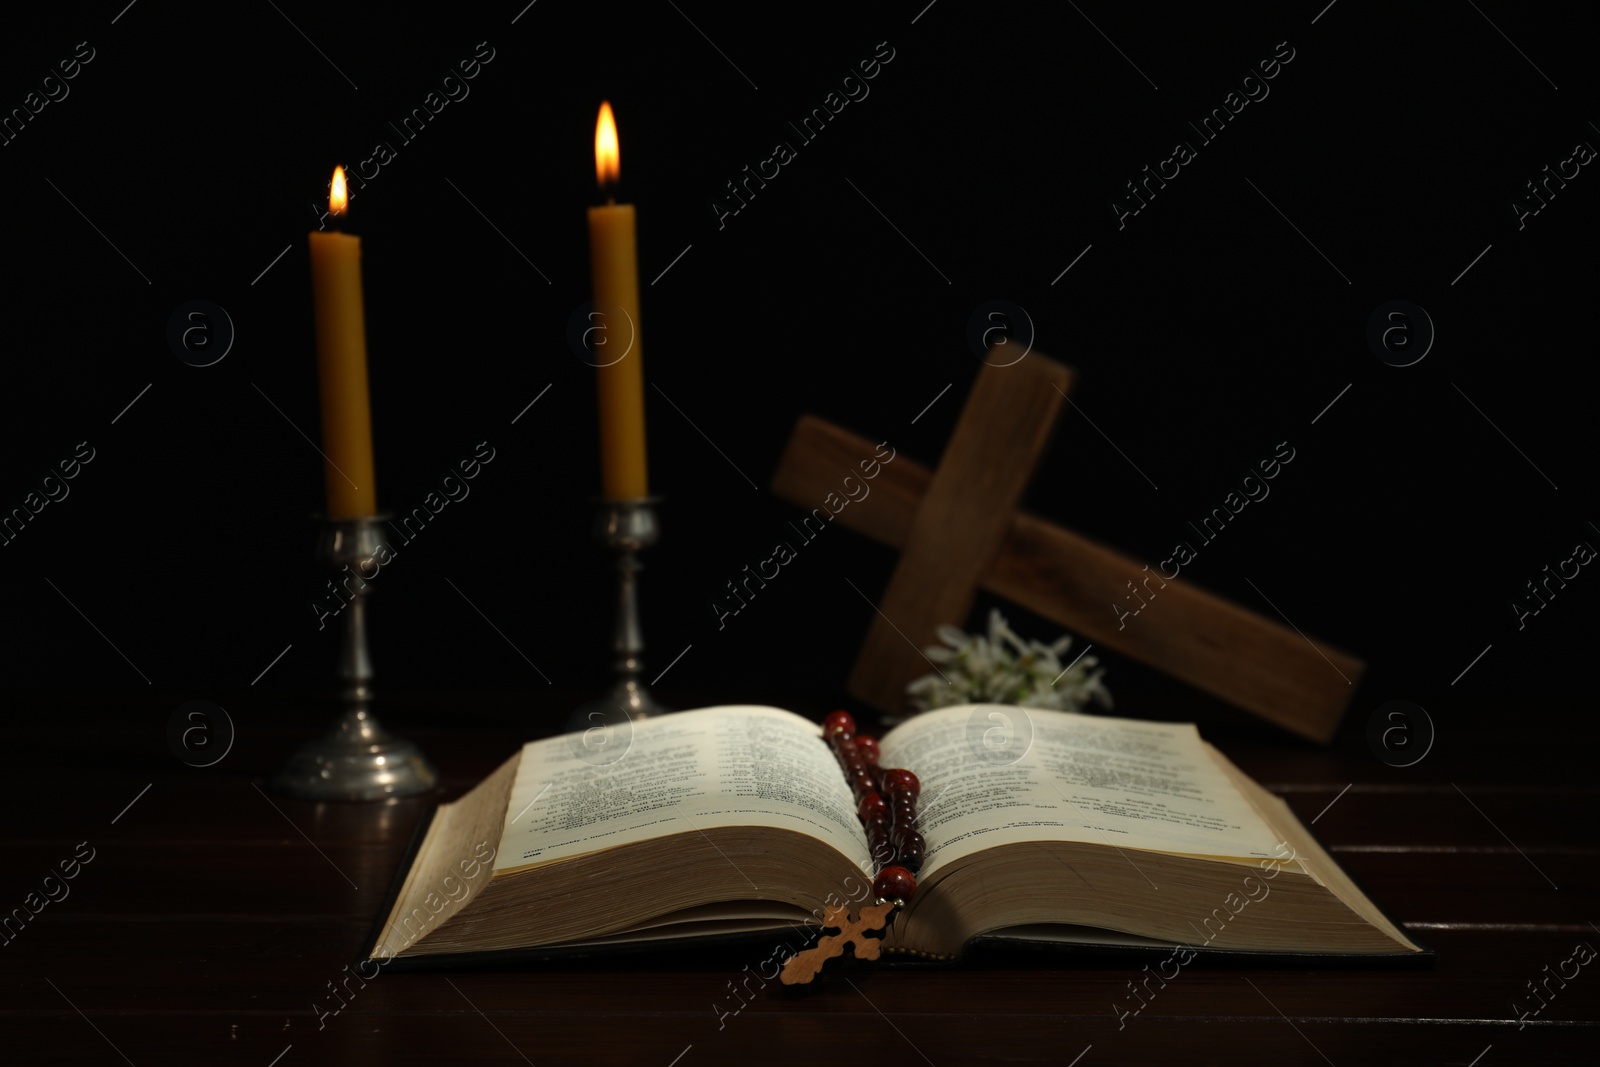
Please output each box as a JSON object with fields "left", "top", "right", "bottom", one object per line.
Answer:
{"left": 329, "top": 165, "right": 349, "bottom": 216}
{"left": 595, "top": 101, "right": 620, "bottom": 191}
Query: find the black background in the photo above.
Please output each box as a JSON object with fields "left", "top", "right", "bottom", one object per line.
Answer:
{"left": 1, "top": 0, "right": 1593, "bottom": 744}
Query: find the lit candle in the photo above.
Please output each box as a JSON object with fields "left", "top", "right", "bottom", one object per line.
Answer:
{"left": 588, "top": 101, "right": 649, "bottom": 500}
{"left": 308, "top": 166, "right": 378, "bottom": 519}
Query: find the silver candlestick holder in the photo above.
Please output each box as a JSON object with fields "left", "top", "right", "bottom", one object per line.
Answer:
{"left": 271, "top": 515, "right": 438, "bottom": 801}
{"left": 587, "top": 497, "right": 666, "bottom": 719}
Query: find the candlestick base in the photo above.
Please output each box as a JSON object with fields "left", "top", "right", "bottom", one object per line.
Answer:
{"left": 270, "top": 706, "right": 437, "bottom": 801}
{"left": 270, "top": 514, "right": 438, "bottom": 801}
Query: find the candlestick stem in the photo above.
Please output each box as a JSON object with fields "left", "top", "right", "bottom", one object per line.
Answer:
{"left": 271, "top": 516, "right": 437, "bottom": 801}
{"left": 340, "top": 585, "right": 374, "bottom": 705}
{"left": 594, "top": 498, "right": 664, "bottom": 719}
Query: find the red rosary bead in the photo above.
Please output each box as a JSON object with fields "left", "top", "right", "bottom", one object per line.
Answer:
{"left": 896, "top": 834, "right": 925, "bottom": 874}
{"left": 870, "top": 834, "right": 895, "bottom": 868}
{"left": 822, "top": 710, "right": 856, "bottom": 738}
{"left": 881, "top": 768, "right": 920, "bottom": 799}
{"left": 858, "top": 792, "right": 887, "bottom": 821}
{"left": 872, "top": 865, "right": 917, "bottom": 903}
{"left": 855, "top": 736, "right": 881, "bottom": 766}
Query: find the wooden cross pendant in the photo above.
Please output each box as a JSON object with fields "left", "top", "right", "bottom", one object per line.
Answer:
{"left": 779, "top": 901, "right": 898, "bottom": 985}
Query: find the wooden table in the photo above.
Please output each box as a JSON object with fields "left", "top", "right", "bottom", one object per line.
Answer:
{"left": 4, "top": 693, "right": 1595, "bottom": 1065}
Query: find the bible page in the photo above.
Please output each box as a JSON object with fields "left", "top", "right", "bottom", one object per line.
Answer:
{"left": 879, "top": 705, "right": 1285, "bottom": 877}
{"left": 495, "top": 705, "right": 871, "bottom": 874}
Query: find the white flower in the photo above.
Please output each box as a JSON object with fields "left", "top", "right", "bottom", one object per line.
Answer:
{"left": 905, "top": 609, "right": 1112, "bottom": 714}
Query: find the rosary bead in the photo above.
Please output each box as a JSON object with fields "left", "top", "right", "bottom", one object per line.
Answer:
{"left": 872, "top": 865, "right": 917, "bottom": 903}
{"left": 856, "top": 736, "right": 881, "bottom": 766}
{"left": 868, "top": 827, "right": 895, "bottom": 867}
{"left": 822, "top": 710, "right": 856, "bottom": 738}
{"left": 895, "top": 832, "right": 926, "bottom": 874}
{"left": 881, "top": 768, "right": 920, "bottom": 799}
{"left": 858, "top": 792, "right": 887, "bottom": 821}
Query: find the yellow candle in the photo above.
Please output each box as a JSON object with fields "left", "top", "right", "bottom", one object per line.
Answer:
{"left": 588, "top": 101, "right": 649, "bottom": 500}
{"left": 309, "top": 166, "right": 378, "bottom": 519}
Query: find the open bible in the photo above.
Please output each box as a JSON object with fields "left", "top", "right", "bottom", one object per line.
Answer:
{"left": 368, "top": 705, "right": 1424, "bottom": 964}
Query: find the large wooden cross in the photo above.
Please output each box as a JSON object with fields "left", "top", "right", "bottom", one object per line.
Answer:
{"left": 771, "top": 352, "right": 1363, "bottom": 743}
